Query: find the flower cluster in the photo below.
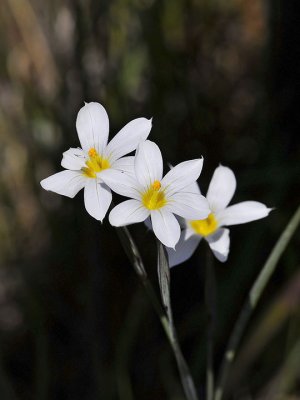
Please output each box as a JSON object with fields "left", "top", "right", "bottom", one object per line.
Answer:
{"left": 41, "top": 102, "right": 271, "bottom": 263}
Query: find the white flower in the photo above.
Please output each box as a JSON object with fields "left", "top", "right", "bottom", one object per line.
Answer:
{"left": 168, "top": 165, "right": 272, "bottom": 266}
{"left": 101, "top": 140, "right": 210, "bottom": 248}
{"left": 40, "top": 102, "right": 152, "bottom": 221}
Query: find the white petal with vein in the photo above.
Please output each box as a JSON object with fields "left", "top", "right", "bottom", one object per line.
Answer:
{"left": 167, "top": 230, "right": 201, "bottom": 267}
{"left": 76, "top": 102, "right": 109, "bottom": 154}
{"left": 109, "top": 200, "right": 149, "bottom": 226}
{"left": 40, "top": 170, "right": 86, "bottom": 198}
{"left": 61, "top": 148, "right": 87, "bottom": 170}
{"left": 207, "top": 228, "right": 230, "bottom": 262}
{"left": 151, "top": 209, "right": 181, "bottom": 249}
{"left": 105, "top": 118, "right": 152, "bottom": 163}
{"left": 162, "top": 158, "right": 204, "bottom": 196}
{"left": 207, "top": 166, "right": 236, "bottom": 212}
{"left": 166, "top": 192, "right": 210, "bottom": 220}
{"left": 134, "top": 140, "right": 163, "bottom": 188}
{"left": 84, "top": 179, "right": 112, "bottom": 221}
{"left": 100, "top": 169, "right": 142, "bottom": 200}
{"left": 216, "top": 201, "right": 272, "bottom": 227}
{"left": 111, "top": 156, "right": 135, "bottom": 175}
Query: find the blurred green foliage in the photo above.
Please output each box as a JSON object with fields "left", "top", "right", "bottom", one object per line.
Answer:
{"left": 0, "top": 0, "right": 299, "bottom": 399}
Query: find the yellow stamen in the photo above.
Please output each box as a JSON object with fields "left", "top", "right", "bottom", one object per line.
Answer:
{"left": 152, "top": 180, "right": 161, "bottom": 191}
{"left": 82, "top": 148, "right": 110, "bottom": 178}
{"left": 190, "top": 213, "right": 218, "bottom": 237}
{"left": 81, "top": 167, "right": 97, "bottom": 179}
{"left": 142, "top": 181, "right": 166, "bottom": 210}
{"left": 88, "top": 147, "right": 97, "bottom": 158}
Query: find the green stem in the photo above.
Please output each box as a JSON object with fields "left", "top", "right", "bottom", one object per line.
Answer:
{"left": 215, "top": 205, "right": 300, "bottom": 400}
{"left": 157, "top": 242, "right": 199, "bottom": 400}
{"left": 116, "top": 226, "right": 199, "bottom": 400}
{"left": 205, "top": 249, "right": 216, "bottom": 400}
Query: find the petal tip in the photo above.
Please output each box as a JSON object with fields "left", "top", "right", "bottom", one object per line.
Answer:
{"left": 266, "top": 207, "right": 275, "bottom": 215}
{"left": 40, "top": 178, "right": 47, "bottom": 189}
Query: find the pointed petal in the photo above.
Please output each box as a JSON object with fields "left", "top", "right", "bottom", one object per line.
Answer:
{"left": 185, "top": 181, "right": 201, "bottom": 195}
{"left": 207, "top": 166, "right": 236, "bottom": 212}
{"left": 167, "top": 164, "right": 201, "bottom": 194}
{"left": 151, "top": 209, "right": 181, "bottom": 249}
{"left": 216, "top": 201, "right": 272, "bottom": 226}
{"left": 134, "top": 140, "right": 163, "bottom": 188}
{"left": 111, "top": 156, "right": 135, "bottom": 175}
{"left": 84, "top": 179, "right": 112, "bottom": 221}
{"left": 144, "top": 215, "right": 187, "bottom": 231}
{"left": 109, "top": 200, "right": 149, "bottom": 226}
{"left": 61, "top": 148, "right": 87, "bottom": 170}
{"left": 76, "top": 102, "right": 109, "bottom": 154}
{"left": 105, "top": 117, "right": 152, "bottom": 163}
{"left": 161, "top": 158, "right": 204, "bottom": 196}
{"left": 40, "top": 170, "right": 86, "bottom": 198}
{"left": 167, "top": 230, "right": 201, "bottom": 267}
{"left": 100, "top": 169, "right": 142, "bottom": 200}
{"left": 207, "top": 228, "right": 230, "bottom": 262}
{"left": 166, "top": 192, "right": 210, "bottom": 220}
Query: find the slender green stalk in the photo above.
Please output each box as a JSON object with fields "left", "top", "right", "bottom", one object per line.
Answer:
{"left": 116, "top": 225, "right": 199, "bottom": 400}
{"left": 215, "top": 205, "right": 300, "bottom": 400}
{"left": 116, "top": 226, "right": 148, "bottom": 280}
{"left": 157, "top": 242, "right": 199, "bottom": 400}
{"left": 205, "top": 250, "right": 216, "bottom": 400}
{"left": 116, "top": 227, "right": 171, "bottom": 339}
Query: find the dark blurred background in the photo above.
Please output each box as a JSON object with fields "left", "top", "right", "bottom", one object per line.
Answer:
{"left": 0, "top": 0, "right": 299, "bottom": 399}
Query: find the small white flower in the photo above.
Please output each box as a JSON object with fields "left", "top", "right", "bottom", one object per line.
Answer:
{"left": 101, "top": 140, "right": 210, "bottom": 248}
{"left": 40, "top": 102, "right": 152, "bottom": 221}
{"left": 168, "top": 165, "right": 272, "bottom": 266}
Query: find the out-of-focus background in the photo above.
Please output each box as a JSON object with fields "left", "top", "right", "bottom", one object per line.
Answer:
{"left": 0, "top": 0, "right": 299, "bottom": 399}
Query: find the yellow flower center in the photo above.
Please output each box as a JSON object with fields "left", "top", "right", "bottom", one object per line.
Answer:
{"left": 190, "top": 213, "right": 218, "bottom": 237}
{"left": 142, "top": 180, "right": 166, "bottom": 210}
{"left": 81, "top": 147, "right": 110, "bottom": 178}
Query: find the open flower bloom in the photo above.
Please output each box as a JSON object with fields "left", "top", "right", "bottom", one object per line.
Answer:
{"left": 101, "top": 140, "right": 210, "bottom": 248}
{"left": 40, "top": 102, "right": 152, "bottom": 221}
{"left": 168, "top": 165, "right": 272, "bottom": 266}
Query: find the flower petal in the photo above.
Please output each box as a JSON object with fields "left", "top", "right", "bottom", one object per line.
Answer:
{"left": 167, "top": 230, "right": 201, "bottom": 267}
{"left": 207, "top": 228, "right": 230, "bottom": 262}
{"left": 134, "top": 140, "right": 163, "bottom": 188}
{"left": 61, "top": 148, "right": 87, "bottom": 170}
{"left": 109, "top": 200, "right": 149, "bottom": 226}
{"left": 161, "top": 158, "right": 204, "bottom": 196}
{"left": 40, "top": 170, "right": 86, "bottom": 198}
{"left": 111, "top": 156, "right": 135, "bottom": 175}
{"left": 105, "top": 117, "right": 152, "bottom": 163}
{"left": 151, "top": 209, "right": 181, "bottom": 249}
{"left": 84, "top": 179, "right": 112, "bottom": 221}
{"left": 76, "top": 102, "right": 109, "bottom": 154}
{"left": 145, "top": 215, "right": 187, "bottom": 231}
{"left": 206, "top": 166, "right": 236, "bottom": 212}
{"left": 216, "top": 201, "right": 272, "bottom": 226}
{"left": 100, "top": 169, "right": 142, "bottom": 200}
{"left": 167, "top": 164, "right": 201, "bottom": 194}
{"left": 166, "top": 192, "right": 210, "bottom": 220}
{"left": 185, "top": 181, "right": 201, "bottom": 195}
